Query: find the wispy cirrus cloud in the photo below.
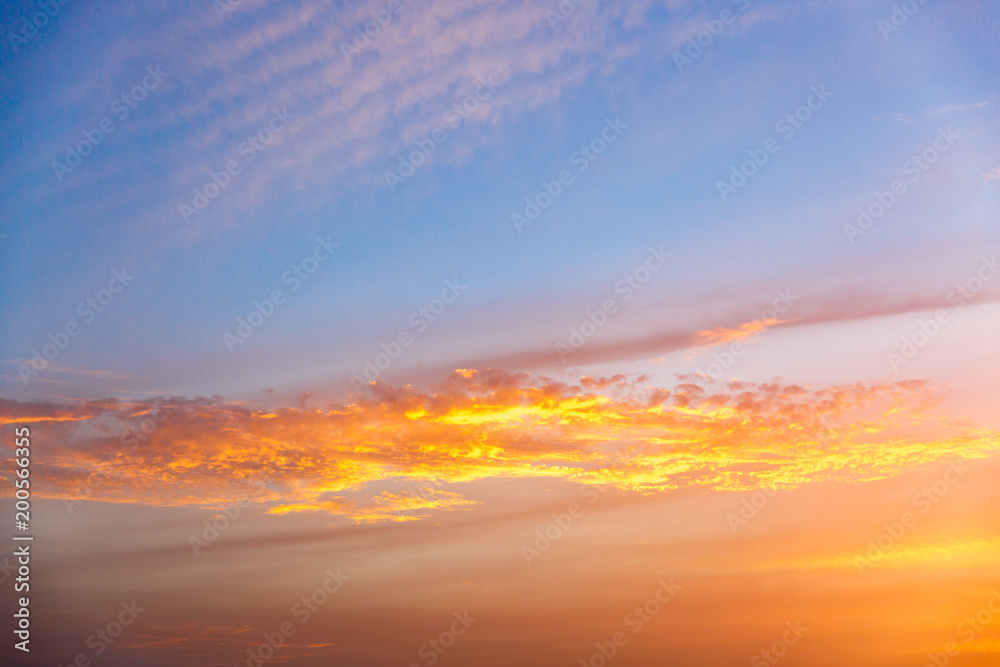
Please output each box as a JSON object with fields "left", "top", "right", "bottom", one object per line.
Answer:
{"left": 31, "top": 0, "right": 806, "bottom": 236}
{"left": 928, "top": 100, "right": 994, "bottom": 115}
{"left": 690, "top": 317, "right": 790, "bottom": 349}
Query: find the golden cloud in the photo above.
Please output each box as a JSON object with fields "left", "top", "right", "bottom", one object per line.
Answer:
{"left": 3, "top": 371, "right": 997, "bottom": 521}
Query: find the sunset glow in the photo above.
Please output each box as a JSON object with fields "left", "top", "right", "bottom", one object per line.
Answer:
{"left": 1, "top": 0, "right": 999, "bottom": 665}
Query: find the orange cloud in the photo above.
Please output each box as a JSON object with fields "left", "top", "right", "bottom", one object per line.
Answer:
{"left": 3, "top": 371, "right": 997, "bottom": 521}
{"left": 452, "top": 290, "right": 1000, "bottom": 372}
{"left": 690, "top": 317, "right": 788, "bottom": 349}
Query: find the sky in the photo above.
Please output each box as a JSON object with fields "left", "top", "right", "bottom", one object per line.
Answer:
{"left": 1, "top": 0, "right": 999, "bottom": 665}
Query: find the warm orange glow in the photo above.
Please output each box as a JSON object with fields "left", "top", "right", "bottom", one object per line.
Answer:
{"left": 10, "top": 371, "right": 998, "bottom": 522}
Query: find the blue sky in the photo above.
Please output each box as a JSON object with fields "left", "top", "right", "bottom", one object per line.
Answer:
{"left": 1, "top": 0, "right": 997, "bottom": 405}
{"left": 3, "top": 2, "right": 1000, "bottom": 666}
